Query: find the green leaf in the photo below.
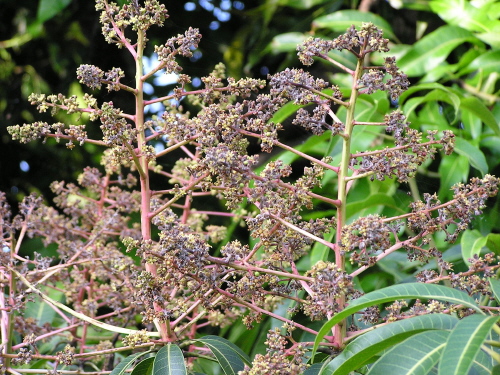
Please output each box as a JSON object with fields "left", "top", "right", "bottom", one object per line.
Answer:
{"left": 438, "top": 314, "right": 499, "bottom": 375}
{"left": 278, "top": 0, "right": 340, "bottom": 9}
{"left": 320, "top": 314, "right": 458, "bottom": 375}
{"left": 153, "top": 344, "right": 187, "bottom": 375}
{"left": 430, "top": 0, "right": 498, "bottom": 33}
{"left": 459, "top": 50, "right": 500, "bottom": 76}
{"left": 131, "top": 357, "right": 154, "bottom": 375}
{"left": 24, "top": 287, "right": 64, "bottom": 326}
{"left": 305, "top": 363, "right": 325, "bottom": 375}
{"left": 270, "top": 100, "right": 303, "bottom": 124}
{"left": 397, "top": 26, "right": 480, "bottom": 77}
{"left": 438, "top": 154, "right": 469, "bottom": 199}
{"left": 454, "top": 137, "right": 488, "bottom": 176}
{"left": 399, "top": 83, "right": 461, "bottom": 122}
{"left": 313, "top": 283, "right": 482, "bottom": 358}
{"left": 489, "top": 278, "right": 500, "bottom": 304}
{"left": 486, "top": 233, "right": 500, "bottom": 255}
{"left": 110, "top": 351, "right": 151, "bottom": 375}
{"left": 196, "top": 335, "right": 250, "bottom": 375}
{"left": 312, "top": 10, "right": 397, "bottom": 41}
{"left": 461, "top": 229, "right": 487, "bottom": 266}
{"left": 269, "top": 32, "right": 308, "bottom": 54}
{"left": 37, "top": 0, "right": 72, "bottom": 23}
{"left": 346, "top": 193, "right": 400, "bottom": 219}
{"left": 367, "top": 330, "right": 449, "bottom": 375}
{"left": 460, "top": 96, "right": 500, "bottom": 137}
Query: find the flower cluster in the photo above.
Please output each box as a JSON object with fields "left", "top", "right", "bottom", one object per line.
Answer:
{"left": 239, "top": 327, "right": 307, "bottom": 375}
{"left": 269, "top": 68, "right": 333, "bottom": 105}
{"left": 408, "top": 175, "right": 500, "bottom": 242}
{"left": 96, "top": 0, "right": 168, "bottom": 47}
{"left": 154, "top": 27, "right": 202, "bottom": 73}
{"left": 304, "top": 261, "right": 355, "bottom": 319}
{"left": 341, "top": 215, "right": 392, "bottom": 266}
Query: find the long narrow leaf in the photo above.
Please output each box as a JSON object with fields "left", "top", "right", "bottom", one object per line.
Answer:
{"left": 313, "top": 283, "right": 481, "bottom": 358}
{"left": 110, "top": 351, "right": 151, "bottom": 375}
{"left": 153, "top": 344, "right": 187, "bottom": 375}
{"left": 397, "top": 26, "right": 479, "bottom": 77}
{"left": 454, "top": 137, "right": 488, "bottom": 176}
{"left": 319, "top": 314, "right": 457, "bottom": 375}
{"left": 367, "top": 330, "right": 449, "bottom": 375}
{"left": 489, "top": 278, "right": 500, "bottom": 304}
{"left": 438, "top": 315, "right": 499, "bottom": 375}
{"left": 196, "top": 335, "right": 250, "bottom": 375}
{"left": 131, "top": 357, "right": 154, "bottom": 375}
{"left": 312, "top": 10, "right": 397, "bottom": 41}
{"left": 460, "top": 96, "right": 500, "bottom": 137}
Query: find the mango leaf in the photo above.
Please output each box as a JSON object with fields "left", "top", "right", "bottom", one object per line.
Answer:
{"left": 269, "top": 32, "right": 308, "bottom": 54}
{"left": 37, "top": 0, "right": 72, "bottom": 23}
{"left": 486, "top": 233, "right": 500, "bottom": 255}
{"left": 320, "top": 314, "right": 458, "bottom": 375}
{"left": 430, "top": 0, "right": 498, "bottom": 33}
{"left": 153, "top": 344, "right": 187, "bottom": 375}
{"left": 110, "top": 351, "right": 151, "bottom": 375}
{"left": 196, "top": 335, "right": 251, "bottom": 375}
{"left": 402, "top": 88, "right": 460, "bottom": 123}
{"left": 460, "top": 96, "right": 500, "bottom": 137}
{"left": 438, "top": 154, "right": 469, "bottom": 199}
{"left": 476, "top": 29, "right": 500, "bottom": 49}
{"left": 312, "top": 10, "right": 397, "bottom": 41}
{"left": 454, "top": 137, "right": 488, "bottom": 176}
{"left": 459, "top": 50, "right": 500, "bottom": 76}
{"left": 397, "top": 26, "right": 480, "bottom": 77}
{"left": 278, "top": 0, "right": 340, "bottom": 9}
{"left": 346, "top": 193, "right": 400, "bottom": 219}
{"left": 438, "top": 315, "right": 499, "bottom": 375}
{"left": 24, "top": 287, "right": 64, "bottom": 326}
{"left": 313, "top": 283, "right": 482, "bottom": 358}
{"left": 130, "top": 357, "right": 154, "bottom": 375}
{"left": 461, "top": 229, "right": 487, "bottom": 266}
{"left": 304, "top": 363, "right": 325, "bottom": 375}
{"left": 366, "top": 330, "right": 449, "bottom": 375}
{"left": 489, "top": 278, "right": 500, "bottom": 305}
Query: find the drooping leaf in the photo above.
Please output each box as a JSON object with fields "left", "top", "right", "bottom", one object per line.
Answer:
{"left": 460, "top": 96, "right": 500, "bottom": 137}
{"left": 438, "top": 154, "right": 469, "bottom": 199}
{"left": 130, "top": 357, "right": 154, "bottom": 375}
{"left": 461, "top": 229, "right": 487, "bottom": 266}
{"left": 397, "top": 26, "right": 480, "bottom": 77}
{"left": 196, "top": 335, "right": 251, "bottom": 375}
{"left": 320, "top": 314, "right": 457, "bottom": 375}
{"left": 153, "top": 344, "right": 187, "bottom": 375}
{"left": 313, "top": 283, "right": 482, "bottom": 358}
{"left": 454, "top": 137, "right": 488, "bottom": 176}
{"left": 110, "top": 351, "right": 151, "bottom": 375}
{"left": 346, "top": 193, "right": 400, "bottom": 219}
{"left": 489, "top": 278, "right": 500, "bottom": 305}
{"left": 399, "top": 83, "right": 460, "bottom": 122}
{"left": 24, "top": 287, "right": 64, "bottom": 326}
{"left": 430, "top": 0, "right": 498, "bottom": 33}
{"left": 366, "top": 330, "right": 449, "bottom": 375}
{"left": 438, "top": 315, "right": 499, "bottom": 375}
{"left": 459, "top": 50, "right": 500, "bottom": 76}
{"left": 37, "top": 0, "right": 72, "bottom": 23}
{"left": 278, "top": 0, "right": 341, "bottom": 10}
{"left": 312, "top": 10, "right": 397, "bottom": 41}
{"left": 304, "top": 363, "right": 325, "bottom": 375}
{"left": 269, "top": 32, "right": 309, "bottom": 54}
